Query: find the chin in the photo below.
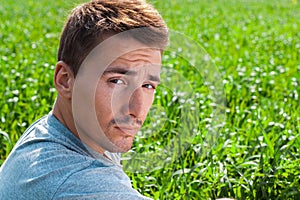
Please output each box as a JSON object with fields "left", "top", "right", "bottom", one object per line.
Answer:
{"left": 114, "top": 145, "right": 132, "bottom": 153}
{"left": 105, "top": 139, "right": 132, "bottom": 153}
{"left": 114, "top": 142, "right": 133, "bottom": 153}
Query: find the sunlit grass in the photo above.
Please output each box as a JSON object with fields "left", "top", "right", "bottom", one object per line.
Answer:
{"left": 1, "top": 0, "right": 300, "bottom": 199}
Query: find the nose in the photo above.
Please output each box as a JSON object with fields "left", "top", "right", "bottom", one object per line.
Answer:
{"left": 128, "top": 88, "right": 150, "bottom": 119}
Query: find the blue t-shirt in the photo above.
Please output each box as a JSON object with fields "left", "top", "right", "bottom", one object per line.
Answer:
{"left": 0, "top": 114, "right": 151, "bottom": 200}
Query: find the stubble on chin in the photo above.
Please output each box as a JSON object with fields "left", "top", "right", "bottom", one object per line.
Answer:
{"left": 103, "top": 121, "right": 137, "bottom": 153}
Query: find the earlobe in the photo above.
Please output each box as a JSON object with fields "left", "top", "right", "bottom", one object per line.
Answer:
{"left": 54, "top": 61, "right": 74, "bottom": 99}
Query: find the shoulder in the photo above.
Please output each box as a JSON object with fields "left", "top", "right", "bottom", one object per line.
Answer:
{"left": 0, "top": 132, "right": 96, "bottom": 198}
{"left": 53, "top": 161, "right": 152, "bottom": 200}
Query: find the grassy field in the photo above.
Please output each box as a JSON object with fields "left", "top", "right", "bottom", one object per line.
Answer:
{"left": 1, "top": 0, "right": 300, "bottom": 199}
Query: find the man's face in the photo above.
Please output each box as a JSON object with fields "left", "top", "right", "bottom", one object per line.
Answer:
{"left": 95, "top": 48, "right": 162, "bottom": 153}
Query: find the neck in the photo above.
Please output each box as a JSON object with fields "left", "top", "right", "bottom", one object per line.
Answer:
{"left": 52, "top": 96, "right": 106, "bottom": 155}
{"left": 52, "top": 96, "right": 79, "bottom": 138}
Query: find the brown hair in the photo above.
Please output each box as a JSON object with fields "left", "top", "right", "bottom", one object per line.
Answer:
{"left": 57, "top": 0, "right": 168, "bottom": 77}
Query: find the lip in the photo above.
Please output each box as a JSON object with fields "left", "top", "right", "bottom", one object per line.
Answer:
{"left": 114, "top": 126, "right": 139, "bottom": 137}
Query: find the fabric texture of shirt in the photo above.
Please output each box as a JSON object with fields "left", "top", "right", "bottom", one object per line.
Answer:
{"left": 0, "top": 114, "right": 151, "bottom": 200}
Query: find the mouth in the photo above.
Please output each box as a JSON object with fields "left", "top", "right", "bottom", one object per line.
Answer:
{"left": 114, "top": 126, "right": 140, "bottom": 137}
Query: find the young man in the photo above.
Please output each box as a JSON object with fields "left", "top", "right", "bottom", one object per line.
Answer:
{"left": 0, "top": 0, "right": 168, "bottom": 199}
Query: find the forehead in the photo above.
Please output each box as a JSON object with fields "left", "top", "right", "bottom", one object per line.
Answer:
{"left": 108, "top": 48, "right": 162, "bottom": 67}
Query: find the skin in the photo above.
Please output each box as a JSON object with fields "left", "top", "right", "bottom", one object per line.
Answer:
{"left": 53, "top": 47, "right": 162, "bottom": 155}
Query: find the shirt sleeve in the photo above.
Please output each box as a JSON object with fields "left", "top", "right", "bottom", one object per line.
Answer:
{"left": 52, "top": 161, "right": 152, "bottom": 200}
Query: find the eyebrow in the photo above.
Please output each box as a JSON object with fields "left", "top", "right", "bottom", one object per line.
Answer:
{"left": 103, "top": 67, "right": 160, "bottom": 82}
{"left": 103, "top": 68, "right": 137, "bottom": 76}
{"left": 148, "top": 74, "right": 160, "bottom": 82}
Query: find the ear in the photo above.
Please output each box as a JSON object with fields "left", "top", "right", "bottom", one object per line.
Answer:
{"left": 54, "top": 61, "right": 74, "bottom": 99}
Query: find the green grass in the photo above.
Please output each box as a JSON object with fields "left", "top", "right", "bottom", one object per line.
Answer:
{"left": 1, "top": 0, "right": 300, "bottom": 199}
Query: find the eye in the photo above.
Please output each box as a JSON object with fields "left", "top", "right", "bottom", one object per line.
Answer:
{"left": 143, "top": 83, "right": 156, "bottom": 90}
{"left": 109, "top": 78, "right": 125, "bottom": 85}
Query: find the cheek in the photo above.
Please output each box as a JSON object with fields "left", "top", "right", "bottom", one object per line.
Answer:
{"left": 94, "top": 84, "right": 125, "bottom": 119}
{"left": 144, "top": 93, "right": 155, "bottom": 114}
{"left": 148, "top": 95, "right": 155, "bottom": 107}
{"left": 94, "top": 85, "right": 112, "bottom": 117}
